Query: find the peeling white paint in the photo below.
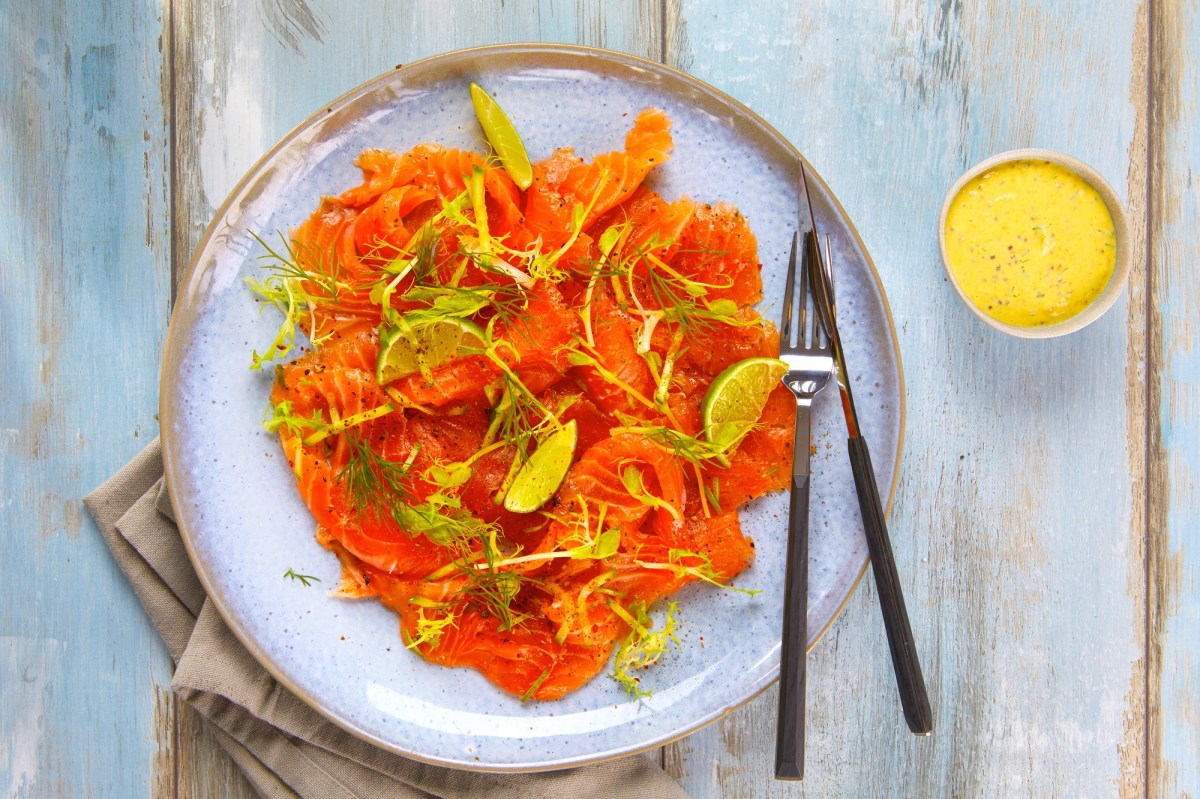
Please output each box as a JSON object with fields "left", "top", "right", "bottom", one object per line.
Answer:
{"left": 199, "top": 45, "right": 265, "bottom": 213}
{"left": 2, "top": 637, "right": 64, "bottom": 799}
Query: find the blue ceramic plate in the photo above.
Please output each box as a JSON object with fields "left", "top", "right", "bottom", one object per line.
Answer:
{"left": 161, "top": 44, "right": 903, "bottom": 772}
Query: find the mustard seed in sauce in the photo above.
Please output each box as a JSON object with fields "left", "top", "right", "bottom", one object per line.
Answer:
{"left": 944, "top": 159, "right": 1116, "bottom": 327}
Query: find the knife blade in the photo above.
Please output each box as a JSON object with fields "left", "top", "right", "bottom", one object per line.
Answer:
{"left": 800, "top": 162, "right": 934, "bottom": 736}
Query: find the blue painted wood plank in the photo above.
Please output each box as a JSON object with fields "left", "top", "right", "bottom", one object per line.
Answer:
{"left": 0, "top": 2, "right": 174, "bottom": 798}
{"left": 663, "top": 1, "right": 1146, "bottom": 796}
{"left": 1153, "top": 2, "right": 1199, "bottom": 795}
{"left": 7, "top": 1, "right": 1170, "bottom": 795}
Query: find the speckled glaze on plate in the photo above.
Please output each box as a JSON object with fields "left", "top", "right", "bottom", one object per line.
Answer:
{"left": 160, "top": 44, "right": 904, "bottom": 772}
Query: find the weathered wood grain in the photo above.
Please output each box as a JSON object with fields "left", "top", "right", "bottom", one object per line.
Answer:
{"left": 662, "top": 1, "right": 1148, "bottom": 796}
{"left": 1149, "top": 1, "right": 1199, "bottom": 796}
{"left": 0, "top": 1, "right": 175, "bottom": 797}
{"left": 1121, "top": 4, "right": 1151, "bottom": 797}
{"left": 6, "top": 1, "right": 1191, "bottom": 796}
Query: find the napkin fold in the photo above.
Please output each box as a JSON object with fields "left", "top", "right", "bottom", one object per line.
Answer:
{"left": 84, "top": 440, "right": 690, "bottom": 799}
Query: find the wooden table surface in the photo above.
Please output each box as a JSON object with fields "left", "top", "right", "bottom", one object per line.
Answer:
{"left": 3, "top": 1, "right": 1197, "bottom": 796}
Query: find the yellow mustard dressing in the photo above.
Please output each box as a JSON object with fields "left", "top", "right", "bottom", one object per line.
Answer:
{"left": 943, "top": 159, "right": 1117, "bottom": 327}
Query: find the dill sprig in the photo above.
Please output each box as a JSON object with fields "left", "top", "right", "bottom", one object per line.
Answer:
{"left": 337, "top": 433, "right": 419, "bottom": 531}
{"left": 455, "top": 567, "right": 531, "bottom": 631}
{"left": 253, "top": 230, "right": 352, "bottom": 305}
{"left": 283, "top": 568, "right": 321, "bottom": 587}
{"left": 370, "top": 224, "right": 444, "bottom": 322}
{"left": 640, "top": 262, "right": 742, "bottom": 334}
{"left": 420, "top": 524, "right": 538, "bottom": 633}
{"left": 367, "top": 188, "right": 535, "bottom": 340}
{"left": 496, "top": 373, "right": 555, "bottom": 449}
{"left": 395, "top": 222, "right": 445, "bottom": 283}
{"left": 245, "top": 231, "right": 363, "bottom": 370}
{"left": 614, "top": 234, "right": 756, "bottom": 340}
{"left": 608, "top": 422, "right": 731, "bottom": 468}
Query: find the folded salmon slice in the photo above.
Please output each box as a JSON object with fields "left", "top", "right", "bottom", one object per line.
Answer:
{"left": 520, "top": 109, "right": 674, "bottom": 250}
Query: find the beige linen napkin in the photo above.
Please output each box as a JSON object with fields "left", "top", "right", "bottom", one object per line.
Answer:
{"left": 84, "top": 440, "right": 690, "bottom": 799}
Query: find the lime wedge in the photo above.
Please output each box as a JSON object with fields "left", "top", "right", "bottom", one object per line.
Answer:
{"left": 470, "top": 82, "right": 533, "bottom": 190}
{"left": 376, "top": 318, "right": 486, "bottom": 385}
{"left": 503, "top": 420, "right": 578, "bottom": 513}
{"left": 702, "top": 357, "right": 789, "bottom": 450}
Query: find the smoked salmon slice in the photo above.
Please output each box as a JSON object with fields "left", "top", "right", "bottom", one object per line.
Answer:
{"left": 520, "top": 109, "right": 675, "bottom": 250}
{"left": 254, "top": 104, "right": 791, "bottom": 701}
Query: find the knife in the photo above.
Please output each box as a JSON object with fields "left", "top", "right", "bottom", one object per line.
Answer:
{"left": 800, "top": 163, "right": 934, "bottom": 735}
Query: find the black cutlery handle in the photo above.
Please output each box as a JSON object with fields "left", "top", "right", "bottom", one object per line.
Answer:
{"left": 847, "top": 435, "right": 934, "bottom": 735}
{"left": 775, "top": 472, "right": 810, "bottom": 780}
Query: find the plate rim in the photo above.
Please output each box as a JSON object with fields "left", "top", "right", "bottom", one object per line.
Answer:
{"left": 159, "top": 41, "right": 906, "bottom": 772}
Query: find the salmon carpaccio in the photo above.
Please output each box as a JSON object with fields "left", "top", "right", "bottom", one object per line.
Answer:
{"left": 257, "top": 108, "right": 793, "bottom": 701}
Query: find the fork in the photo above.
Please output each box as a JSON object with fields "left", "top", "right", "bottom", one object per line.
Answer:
{"left": 774, "top": 230, "right": 836, "bottom": 781}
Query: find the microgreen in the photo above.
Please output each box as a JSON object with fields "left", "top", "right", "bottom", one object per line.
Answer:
{"left": 520, "top": 666, "right": 554, "bottom": 702}
{"left": 703, "top": 477, "right": 723, "bottom": 515}
{"left": 581, "top": 223, "right": 633, "bottom": 346}
{"left": 553, "top": 569, "right": 617, "bottom": 647}
{"left": 610, "top": 600, "right": 680, "bottom": 698}
{"left": 528, "top": 170, "right": 611, "bottom": 282}
{"left": 271, "top": 401, "right": 398, "bottom": 447}
{"left": 564, "top": 344, "right": 658, "bottom": 414}
{"left": 635, "top": 549, "right": 761, "bottom": 596}
{"left": 619, "top": 465, "right": 681, "bottom": 520}
{"left": 482, "top": 499, "right": 620, "bottom": 571}
{"left": 403, "top": 606, "right": 457, "bottom": 651}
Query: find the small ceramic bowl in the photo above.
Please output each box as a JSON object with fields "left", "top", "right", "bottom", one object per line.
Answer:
{"left": 938, "top": 148, "right": 1131, "bottom": 338}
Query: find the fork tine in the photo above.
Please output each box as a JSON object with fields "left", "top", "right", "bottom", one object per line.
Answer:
{"left": 807, "top": 233, "right": 826, "bottom": 350}
{"left": 798, "top": 231, "right": 809, "bottom": 347}
{"left": 807, "top": 288, "right": 822, "bottom": 350}
{"left": 807, "top": 229, "right": 828, "bottom": 349}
